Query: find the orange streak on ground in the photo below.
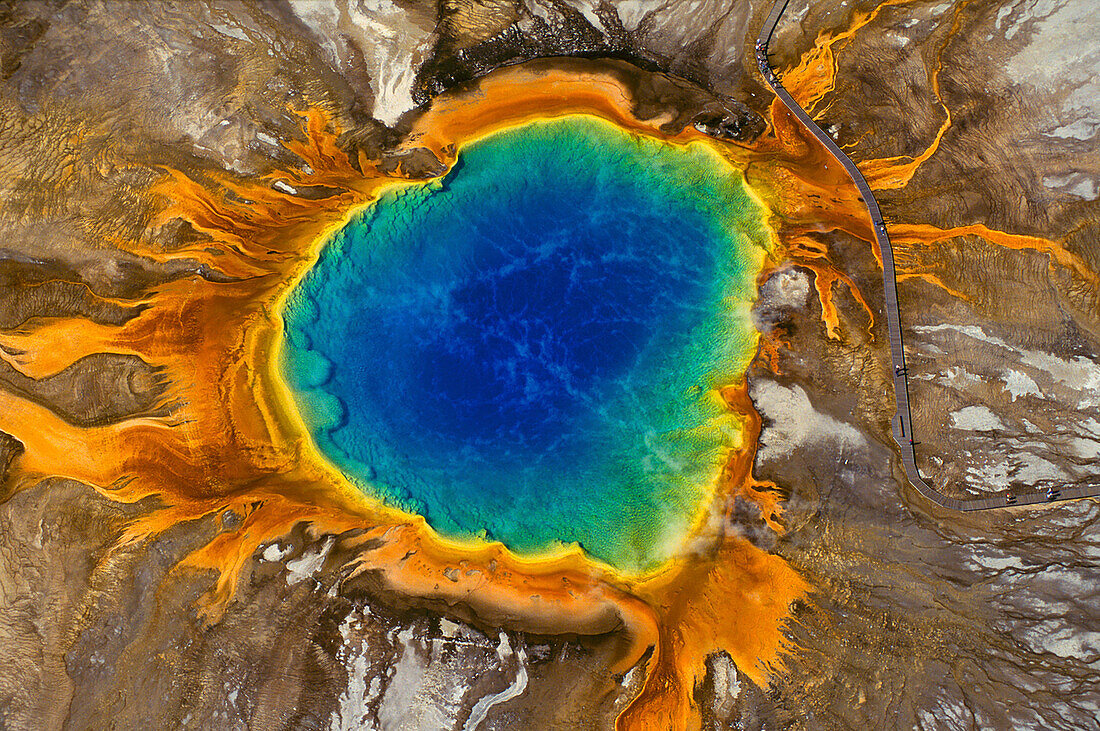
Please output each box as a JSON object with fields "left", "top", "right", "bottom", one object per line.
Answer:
{"left": 0, "top": 390, "right": 130, "bottom": 485}
{"left": 860, "top": 111, "right": 950, "bottom": 191}
{"left": 284, "top": 107, "right": 364, "bottom": 182}
{"left": 780, "top": 0, "right": 914, "bottom": 115}
{"left": 859, "top": 111, "right": 950, "bottom": 191}
{"left": 0, "top": 318, "right": 133, "bottom": 379}
{"left": 896, "top": 272, "right": 971, "bottom": 301}
{"left": 860, "top": 3, "right": 967, "bottom": 191}
{"left": 891, "top": 222, "right": 1100, "bottom": 289}
{"left": 806, "top": 261, "right": 877, "bottom": 341}
{"left": 813, "top": 268, "right": 844, "bottom": 339}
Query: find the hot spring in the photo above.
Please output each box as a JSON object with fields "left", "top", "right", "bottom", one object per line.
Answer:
{"left": 280, "top": 116, "right": 768, "bottom": 571}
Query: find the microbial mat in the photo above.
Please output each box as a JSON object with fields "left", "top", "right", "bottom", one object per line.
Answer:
{"left": 281, "top": 117, "right": 767, "bottom": 571}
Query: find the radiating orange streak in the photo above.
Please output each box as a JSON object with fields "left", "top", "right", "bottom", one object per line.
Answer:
{"left": 842, "top": 269, "right": 877, "bottom": 339}
{"left": 0, "top": 345, "right": 25, "bottom": 375}
{"left": 814, "top": 268, "right": 844, "bottom": 339}
{"left": 148, "top": 173, "right": 310, "bottom": 275}
{"left": 283, "top": 107, "right": 363, "bottom": 182}
{"left": 891, "top": 221, "right": 1100, "bottom": 288}
{"left": 785, "top": 231, "right": 830, "bottom": 259}
{"left": 0, "top": 318, "right": 133, "bottom": 379}
{"left": 860, "top": 3, "right": 968, "bottom": 191}
{"left": 811, "top": 262, "right": 877, "bottom": 340}
{"left": 780, "top": 0, "right": 914, "bottom": 114}
{"left": 860, "top": 111, "right": 950, "bottom": 191}
{"left": 0, "top": 388, "right": 180, "bottom": 494}
{"left": 896, "top": 272, "right": 971, "bottom": 301}
{"left": 0, "top": 278, "right": 258, "bottom": 382}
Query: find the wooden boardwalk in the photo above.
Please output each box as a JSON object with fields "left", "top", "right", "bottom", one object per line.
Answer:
{"left": 756, "top": 0, "right": 1100, "bottom": 510}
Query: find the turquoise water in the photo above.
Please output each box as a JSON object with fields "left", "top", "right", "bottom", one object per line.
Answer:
{"left": 281, "top": 117, "right": 766, "bottom": 571}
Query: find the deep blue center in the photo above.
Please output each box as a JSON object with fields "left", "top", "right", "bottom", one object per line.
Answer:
{"left": 281, "top": 117, "right": 763, "bottom": 570}
{"left": 402, "top": 205, "right": 706, "bottom": 450}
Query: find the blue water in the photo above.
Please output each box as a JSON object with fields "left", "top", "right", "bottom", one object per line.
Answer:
{"left": 281, "top": 117, "right": 766, "bottom": 571}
